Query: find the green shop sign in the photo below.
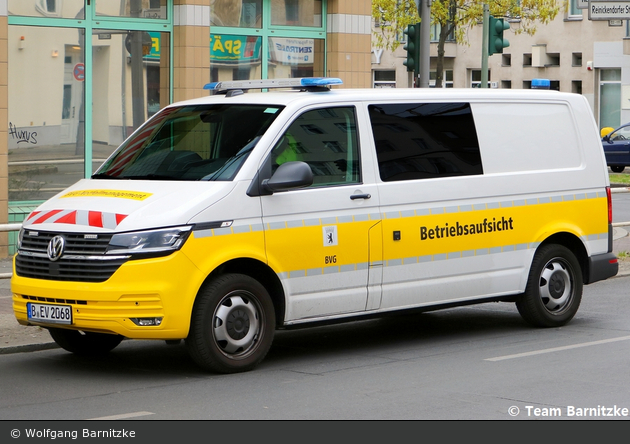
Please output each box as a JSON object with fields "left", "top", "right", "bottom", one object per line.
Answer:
{"left": 210, "top": 35, "right": 261, "bottom": 63}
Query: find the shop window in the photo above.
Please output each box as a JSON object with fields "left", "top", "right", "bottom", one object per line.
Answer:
{"left": 271, "top": 0, "right": 323, "bottom": 27}
{"left": 211, "top": 0, "right": 262, "bottom": 28}
{"left": 210, "top": 35, "right": 263, "bottom": 82}
{"left": 95, "top": 0, "right": 168, "bottom": 20}
{"left": 267, "top": 37, "right": 324, "bottom": 79}
{"left": 10, "top": 0, "right": 83, "bottom": 18}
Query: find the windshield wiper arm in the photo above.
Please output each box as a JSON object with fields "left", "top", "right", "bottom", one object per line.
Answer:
{"left": 118, "top": 174, "right": 183, "bottom": 181}
{"left": 91, "top": 173, "right": 121, "bottom": 179}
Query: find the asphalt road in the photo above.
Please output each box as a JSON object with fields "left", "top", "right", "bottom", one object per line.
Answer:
{"left": 0, "top": 272, "right": 629, "bottom": 421}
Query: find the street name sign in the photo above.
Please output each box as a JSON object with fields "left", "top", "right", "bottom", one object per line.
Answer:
{"left": 588, "top": 1, "right": 630, "bottom": 20}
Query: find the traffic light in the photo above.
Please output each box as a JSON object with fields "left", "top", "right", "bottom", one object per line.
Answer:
{"left": 488, "top": 16, "right": 509, "bottom": 55}
{"left": 403, "top": 23, "right": 420, "bottom": 73}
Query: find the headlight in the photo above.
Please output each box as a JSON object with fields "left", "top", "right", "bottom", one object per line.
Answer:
{"left": 17, "top": 228, "right": 24, "bottom": 250}
{"left": 106, "top": 226, "right": 192, "bottom": 256}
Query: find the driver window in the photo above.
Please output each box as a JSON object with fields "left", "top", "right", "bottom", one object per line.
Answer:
{"left": 611, "top": 126, "right": 630, "bottom": 141}
{"left": 270, "top": 107, "right": 360, "bottom": 187}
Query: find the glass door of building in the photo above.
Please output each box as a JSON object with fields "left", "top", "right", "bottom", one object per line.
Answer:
{"left": 7, "top": 0, "right": 172, "bottom": 203}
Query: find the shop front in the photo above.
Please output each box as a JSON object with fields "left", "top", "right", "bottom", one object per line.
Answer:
{"left": 2, "top": 0, "right": 372, "bottom": 256}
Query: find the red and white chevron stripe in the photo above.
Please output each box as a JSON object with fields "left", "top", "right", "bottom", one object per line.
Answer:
{"left": 25, "top": 209, "right": 128, "bottom": 229}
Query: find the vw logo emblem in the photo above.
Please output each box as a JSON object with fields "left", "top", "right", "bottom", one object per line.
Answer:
{"left": 47, "top": 235, "right": 65, "bottom": 261}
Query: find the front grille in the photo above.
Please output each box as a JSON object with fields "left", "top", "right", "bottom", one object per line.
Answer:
{"left": 16, "top": 230, "right": 128, "bottom": 283}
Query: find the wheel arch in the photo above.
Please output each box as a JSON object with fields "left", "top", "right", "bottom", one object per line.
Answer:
{"left": 537, "top": 232, "right": 588, "bottom": 284}
{"left": 201, "top": 258, "right": 286, "bottom": 327}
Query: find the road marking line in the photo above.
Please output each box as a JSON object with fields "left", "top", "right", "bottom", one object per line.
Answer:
{"left": 87, "top": 411, "right": 155, "bottom": 420}
{"left": 485, "top": 335, "right": 630, "bottom": 361}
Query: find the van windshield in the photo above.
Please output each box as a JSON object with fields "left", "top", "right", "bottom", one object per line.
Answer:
{"left": 93, "top": 104, "right": 284, "bottom": 181}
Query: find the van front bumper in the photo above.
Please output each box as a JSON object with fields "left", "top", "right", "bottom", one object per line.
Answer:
{"left": 11, "top": 251, "right": 204, "bottom": 340}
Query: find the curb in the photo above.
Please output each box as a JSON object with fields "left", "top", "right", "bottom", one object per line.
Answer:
{"left": 0, "top": 342, "right": 58, "bottom": 355}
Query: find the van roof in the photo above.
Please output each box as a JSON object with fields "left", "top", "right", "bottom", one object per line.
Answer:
{"left": 170, "top": 79, "right": 573, "bottom": 110}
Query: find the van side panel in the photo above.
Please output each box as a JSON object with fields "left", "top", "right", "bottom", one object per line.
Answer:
{"left": 367, "top": 98, "right": 611, "bottom": 312}
{"left": 376, "top": 188, "right": 609, "bottom": 310}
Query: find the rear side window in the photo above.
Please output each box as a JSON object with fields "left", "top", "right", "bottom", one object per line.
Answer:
{"left": 368, "top": 102, "right": 483, "bottom": 182}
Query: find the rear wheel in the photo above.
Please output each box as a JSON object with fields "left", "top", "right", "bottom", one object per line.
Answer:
{"left": 516, "top": 244, "right": 583, "bottom": 327}
{"left": 611, "top": 165, "right": 625, "bottom": 173}
{"left": 186, "top": 274, "right": 275, "bottom": 374}
{"left": 48, "top": 328, "right": 123, "bottom": 355}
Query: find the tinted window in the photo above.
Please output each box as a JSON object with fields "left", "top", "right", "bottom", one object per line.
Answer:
{"left": 270, "top": 107, "right": 360, "bottom": 187}
{"left": 368, "top": 103, "right": 483, "bottom": 182}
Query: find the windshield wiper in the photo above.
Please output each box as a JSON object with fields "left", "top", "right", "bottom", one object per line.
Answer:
{"left": 91, "top": 173, "right": 121, "bottom": 179}
{"left": 118, "top": 174, "right": 184, "bottom": 181}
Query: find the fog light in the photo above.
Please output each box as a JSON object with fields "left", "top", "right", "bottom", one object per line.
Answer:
{"left": 130, "top": 317, "right": 163, "bottom": 326}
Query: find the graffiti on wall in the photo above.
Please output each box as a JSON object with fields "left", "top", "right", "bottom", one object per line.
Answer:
{"left": 9, "top": 122, "right": 38, "bottom": 145}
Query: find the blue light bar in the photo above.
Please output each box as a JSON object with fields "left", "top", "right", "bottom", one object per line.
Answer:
{"left": 300, "top": 77, "right": 343, "bottom": 87}
{"left": 531, "top": 78, "right": 551, "bottom": 90}
{"left": 203, "top": 77, "right": 343, "bottom": 92}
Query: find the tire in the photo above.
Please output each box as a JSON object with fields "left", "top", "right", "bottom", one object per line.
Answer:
{"left": 611, "top": 166, "right": 625, "bottom": 173}
{"left": 48, "top": 328, "right": 123, "bottom": 355}
{"left": 186, "top": 274, "right": 275, "bottom": 374}
{"left": 516, "top": 244, "right": 583, "bottom": 328}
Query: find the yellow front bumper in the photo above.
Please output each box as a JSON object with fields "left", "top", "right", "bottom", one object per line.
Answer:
{"left": 11, "top": 251, "right": 204, "bottom": 340}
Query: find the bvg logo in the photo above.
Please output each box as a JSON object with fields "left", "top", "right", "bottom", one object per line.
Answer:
{"left": 47, "top": 235, "right": 65, "bottom": 261}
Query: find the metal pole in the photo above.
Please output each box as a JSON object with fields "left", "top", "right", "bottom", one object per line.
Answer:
{"left": 418, "top": 0, "right": 431, "bottom": 88}
{"left": 481, "top": 4, "right": 489, "bottom": 88}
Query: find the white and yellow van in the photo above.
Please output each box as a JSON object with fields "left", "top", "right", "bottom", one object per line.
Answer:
{"left": 12, "top": 78, "right": 619, "bottom": 373}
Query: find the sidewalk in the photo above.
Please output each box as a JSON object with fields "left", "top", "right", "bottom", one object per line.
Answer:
{"left": 2, "top": 229, "right": 630, "bottom": 355}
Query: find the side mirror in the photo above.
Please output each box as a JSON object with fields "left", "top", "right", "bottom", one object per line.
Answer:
{"left": 262, "top": 161, "right": 313, "bottom": 193}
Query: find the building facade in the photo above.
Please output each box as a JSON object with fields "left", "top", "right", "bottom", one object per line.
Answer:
{"left": 0, "top": 0, "right": 373, "bottom": 257}
{"left": 371, "top": 3, "right": 630, "bottom": 131}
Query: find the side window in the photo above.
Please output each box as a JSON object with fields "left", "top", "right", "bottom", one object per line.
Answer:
{"left": 368, "top": 102, "right": 483, "bottom": 182}
{"left": 270, "top": 107, "right": 360, "bottom": 187}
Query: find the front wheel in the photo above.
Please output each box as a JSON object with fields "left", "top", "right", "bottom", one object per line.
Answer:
{"left": 48, "top": 328, "right": 123, "bottom": 355}
{"left": 516, "top": 244, "right": 583, "bottom": 327}
{"left": 186, "top": 274, "right": 275, "bottom": 374}
{"left": 611, "top": 165, "right": 625, "bottom": 173}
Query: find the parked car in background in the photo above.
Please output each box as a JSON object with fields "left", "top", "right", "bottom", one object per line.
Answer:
{"left": 602, "top": 123, "right": 630, "bottom": 173}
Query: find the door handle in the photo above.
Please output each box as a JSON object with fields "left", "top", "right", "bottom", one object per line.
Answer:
{"left": 350, "top": 193, "right": 371, "bottom": 200}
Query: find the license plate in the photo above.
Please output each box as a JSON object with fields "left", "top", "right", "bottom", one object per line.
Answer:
{"left": 27, "top": 303, "right": 72, "bottom": 325}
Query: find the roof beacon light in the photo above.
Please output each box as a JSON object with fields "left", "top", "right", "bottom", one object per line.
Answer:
{"left": 203, "top": 77, "right": 343, "bottom": 95}
{"left": 531, "top": 78, "right": 551, "bottom": 90}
